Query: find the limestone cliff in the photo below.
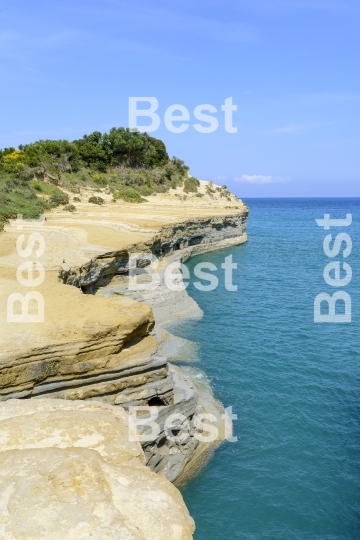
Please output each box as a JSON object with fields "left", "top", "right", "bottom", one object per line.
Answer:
{"left": 57, "top": 210, "right": 248, "bottom": 481}
{"left": 0, "top": 180, "right": 248, "bottom": 537}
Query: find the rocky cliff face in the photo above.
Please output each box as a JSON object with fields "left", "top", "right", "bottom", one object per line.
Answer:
{"left": 58, "top": 213, "right": 248, "bottom": 481}
{"left": 0, "top": 186, "right": 248, "bottom": 538}
{"left": 0, "top": 286, "right": 154, "bottom": 400}
{"left": 60, "top": 214, "right": 247, "bottom": 292}
{"left": 0, "top": 212, "right": 247, "bottom": 483}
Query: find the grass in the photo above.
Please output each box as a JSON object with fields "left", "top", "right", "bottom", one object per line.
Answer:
{"left": 30, "top": 179, "right": 58, "bottom": 196}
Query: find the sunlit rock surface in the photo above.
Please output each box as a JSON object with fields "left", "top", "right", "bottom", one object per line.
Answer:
{"left": 0, "top": 399, "right": 195, "bottom": 540}
{"left": 0, "top": 180, "right": 248, "bottom": 537}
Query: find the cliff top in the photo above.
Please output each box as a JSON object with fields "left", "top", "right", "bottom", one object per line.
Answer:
{"left": 0, "top": 179, "right": 247, "bottom": 373}
{"left": 0, "top": 179, "right": 246, "bottom": 265}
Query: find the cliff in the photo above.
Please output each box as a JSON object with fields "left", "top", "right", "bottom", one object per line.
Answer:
{"left": 0, "top": 180, "right": 248, "bottom": 537}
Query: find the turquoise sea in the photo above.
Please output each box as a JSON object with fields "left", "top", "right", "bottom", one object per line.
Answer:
{"left": 174, "top": 199, "right": 360, "bottom": 540}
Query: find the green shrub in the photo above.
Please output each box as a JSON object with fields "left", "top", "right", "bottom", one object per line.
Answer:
{"left": 0, "top": 126, "right": 191, "bottom": 227}
{"left": 63, "top": 204, "right": 76, "bottom": 212}
{"left": 32, "top": 181, "right": 43, "bottom": 192}
{"left": 137, "top": 184, "right": 154, "bottom": 196}
{"left": 113, "top": 187, "right": 147, "bottom": 203}
{"left": 183, "top": 177, "right": 200, "bottom": 193}
{"left": 88, "top": 196, "right": 104, "bottom": 205}
{"left": 49, "top": 191, "right": 69, "bottom": 207}
{"left": 206, "top": 182, "right": 215, "bottom": 196}
{"left": 92, "top": 173, "right": 108, "bottom": 187}
{"left": 79, "top": 170, "right": 92, "bottom": 182}
{"left": 73, "top": 197, "right": 81, "bottom": 202}
{"left": 0, "top": 190, "right": 48, "bottom": 228}
{"left": 18, "top": 167, "right": 35, "bottom": 181}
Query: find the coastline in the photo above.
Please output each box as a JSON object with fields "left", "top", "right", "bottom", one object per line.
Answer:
{"left": 0, "top": 181, "right": 248, "bottom": 537}
{"left": 59, "top": 210, "right": 248, "bottom": 481}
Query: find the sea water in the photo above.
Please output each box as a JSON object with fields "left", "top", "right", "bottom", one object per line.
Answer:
{"left": 173, "top": 199, "right": 360, "bottom": 540}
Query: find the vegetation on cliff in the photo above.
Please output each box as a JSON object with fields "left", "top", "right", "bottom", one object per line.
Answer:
{"left": 183, "top": 176, "right": 200, "bottom": 193}
{"left": 0, "top": 127, "right": 192, "bottom": 229}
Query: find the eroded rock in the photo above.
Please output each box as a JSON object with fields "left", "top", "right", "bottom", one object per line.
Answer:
{"left": 0, "top": 399, "right": 194, "bottom": 540}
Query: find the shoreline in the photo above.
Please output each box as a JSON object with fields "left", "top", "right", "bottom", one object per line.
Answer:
{"left": 0, "top": 182, "right": 248, "bottom": 537}
{"left": 61, "top": 214, "right": 248, "bottom": 482}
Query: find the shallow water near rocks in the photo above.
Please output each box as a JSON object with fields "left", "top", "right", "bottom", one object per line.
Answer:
{"left": 170, "top": 199, "right": 360, "bottom": 540}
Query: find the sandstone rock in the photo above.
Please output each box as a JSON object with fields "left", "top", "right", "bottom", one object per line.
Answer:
{"left": 0, "top": 399, "right": 195, "bottom": 540}
{"left": 0, "top": 180, "right": 248, "bottom": 502}
{"left": 0, "top": 399, "right": 144, "bottom": 467}
{"left": 0, "top": 280, "right": 155, "bottom": 401}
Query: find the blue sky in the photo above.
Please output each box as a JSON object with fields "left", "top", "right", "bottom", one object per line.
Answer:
{"left": 1, "top": 0, "right": 359, "bottom": 196}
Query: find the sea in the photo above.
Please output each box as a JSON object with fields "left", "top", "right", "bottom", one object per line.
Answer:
{"left": 170, "top": 199, "right": 360, "bottom": 540}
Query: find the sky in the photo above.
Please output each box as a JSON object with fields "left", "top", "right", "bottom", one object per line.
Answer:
{"left": 0, "top": 0, "right": 359, "bottom": 197}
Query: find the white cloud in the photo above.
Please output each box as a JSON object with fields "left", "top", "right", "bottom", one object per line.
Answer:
{"left": 235, "top": 174, "right": 287, "bottom": 184}
{"left": 215, "top": 175, "right": 227, "bottom": 181}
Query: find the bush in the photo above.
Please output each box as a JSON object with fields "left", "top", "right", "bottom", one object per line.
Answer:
{"left": 32, "top": 181, "right": 43, "bottom": 192}
{"left": 92, "top": 173, "right": 108, "bottom": 187}
{"left": 0, "top": 190, "right": 48, "bottom": 227}
{"left": 18, "top": 166, "right": 35, "bottom": 181}
{"left": 73, "top": 196, "right": 81, "bottom": 202}
{"left": 49, "top": 191, "right": 69, "bottom": 207}
{"left": 63, "top": 204, "right": 76, "bottom": 212}
{"left": 183, "top": 177, "right": 200, "bottom": 193}
{"left": 137, "top": 184, "right": 154, "bottom": 196}
{"left": 113, "top": 187, "right": 147, "bottom": 203}
{"left": 88, "top": 196, "right": 104, "bottom": 205}
{"left": 0, "top": 126, "right": 191, "bottom": 226}
{"left": 206, "top": 182, "right": 215, "bottom": 196}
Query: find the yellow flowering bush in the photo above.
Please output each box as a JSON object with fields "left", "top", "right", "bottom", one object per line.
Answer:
{"left": 2, "top": 150, "right": 25, "bottom": 172}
